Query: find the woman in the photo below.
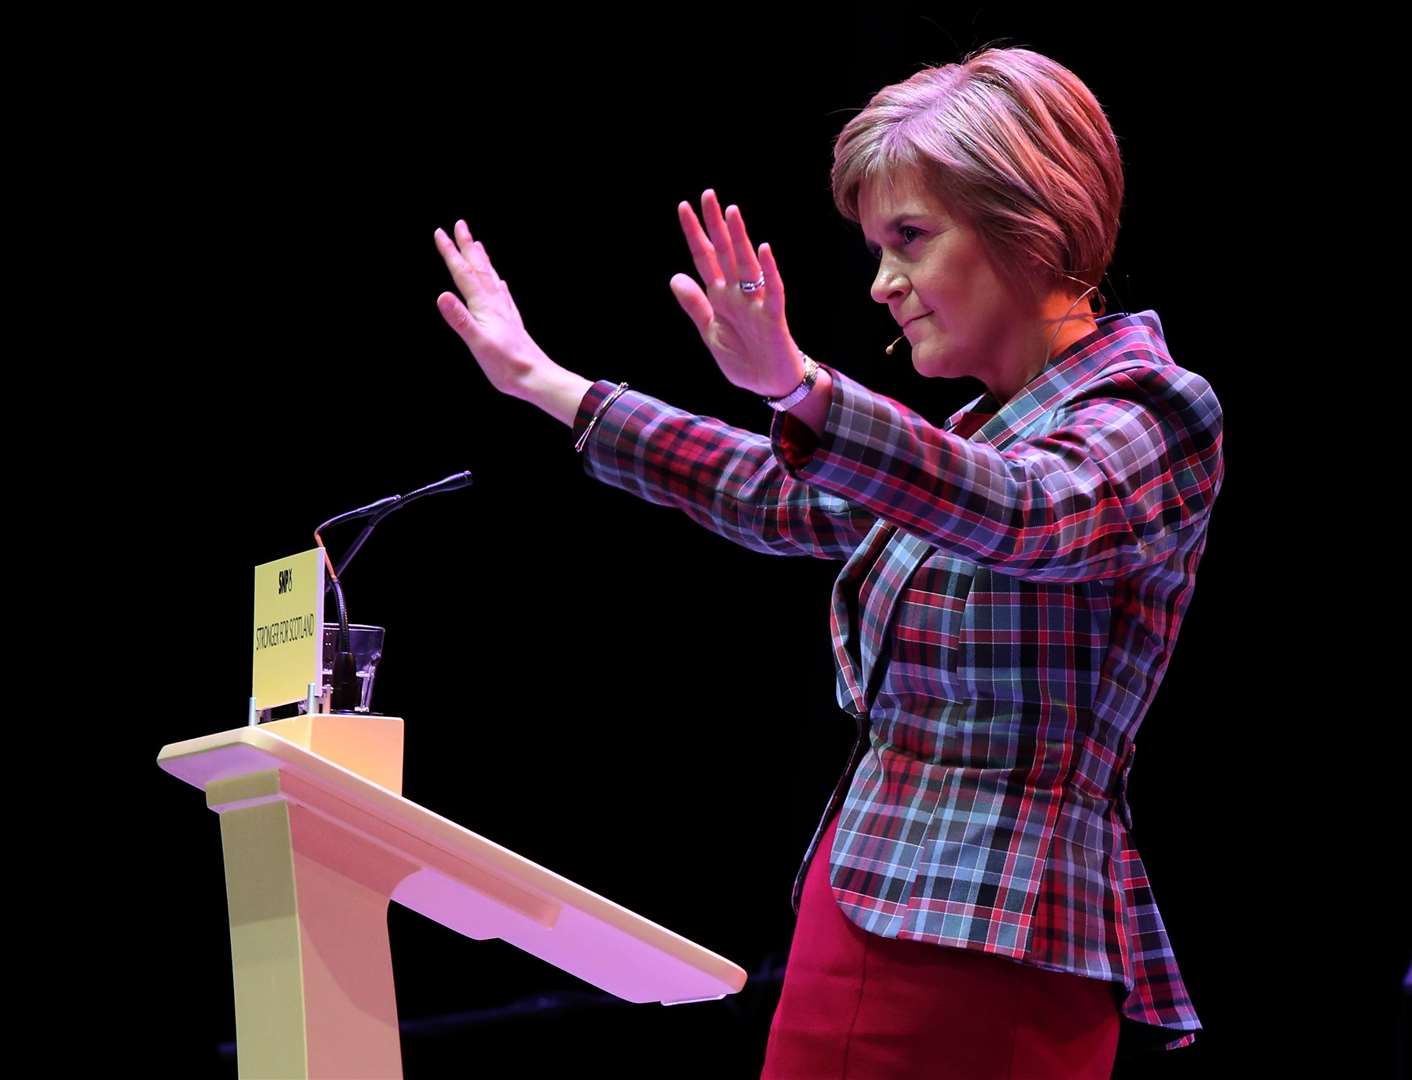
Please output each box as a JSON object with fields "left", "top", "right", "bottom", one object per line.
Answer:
{"left": 434, "top": 46, "right": 1223, "bottom": 1079}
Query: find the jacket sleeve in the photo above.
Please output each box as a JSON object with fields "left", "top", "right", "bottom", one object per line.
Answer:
{"left": 571, "top": 379, "right": 878, "bottom": 560}
{"left": 768, "top": 363, "right": 1224, "bottom": 582}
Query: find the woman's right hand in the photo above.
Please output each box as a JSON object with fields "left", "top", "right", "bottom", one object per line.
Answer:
{"left": 434, "top": 219, "right": 553, "bottom": 402}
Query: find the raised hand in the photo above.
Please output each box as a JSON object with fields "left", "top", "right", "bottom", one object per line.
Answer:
{"left": 669, "top": 189, "right": 807, "bottom": 398}
{"left": 434, "top": 219, "right": 552, "bottom": 401}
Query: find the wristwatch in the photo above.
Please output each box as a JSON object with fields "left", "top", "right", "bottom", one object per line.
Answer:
{"left": 762, "top": 355, "right": 819, "bottom": 412}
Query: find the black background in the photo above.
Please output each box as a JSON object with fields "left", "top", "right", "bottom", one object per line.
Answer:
{"left": 90, "top": 11, "right": 1406, "bottom": 1077}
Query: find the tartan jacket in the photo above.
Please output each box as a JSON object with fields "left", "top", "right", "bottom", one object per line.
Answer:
{"left": 570, "top": 311, "right": 1223, "bottom": 1049}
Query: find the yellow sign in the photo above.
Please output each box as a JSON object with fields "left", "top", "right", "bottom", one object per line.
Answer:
{"left": 252, "top": 548, "right": 325, "bottom": 710}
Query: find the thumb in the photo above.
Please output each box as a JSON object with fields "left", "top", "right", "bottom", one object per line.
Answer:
{"left": 436, "top": 292, "right": 480, "bottom": 347}
{"left": 669, "top": 273, "right": 713, "bottom": 338}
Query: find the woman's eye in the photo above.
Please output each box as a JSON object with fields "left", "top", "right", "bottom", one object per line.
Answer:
{"left": 868, "top": 227, "right": 923, "bottom": 260}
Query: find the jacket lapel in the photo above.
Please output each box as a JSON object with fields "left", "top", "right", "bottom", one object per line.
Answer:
{"left": 971, "top": 312, "right": 1171, "bottom": 452}
{"left": 850, "top": 315, "right": 1160, "bottom": 710}
{"left": 830, "top": 517, "right": 896, "bottom": 716}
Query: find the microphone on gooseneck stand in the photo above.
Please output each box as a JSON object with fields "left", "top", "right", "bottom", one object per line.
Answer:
{"left": 314, "top": 470, "right": 475, "bottom": 711}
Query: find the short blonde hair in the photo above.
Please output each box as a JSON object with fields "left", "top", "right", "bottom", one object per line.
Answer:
{"left": 831, "top": 47, "right": 1124, "bottom": 306}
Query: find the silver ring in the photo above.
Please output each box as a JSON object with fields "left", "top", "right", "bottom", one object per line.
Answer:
{"left": 739, "top": 273, "right": 766, "bottom": 294}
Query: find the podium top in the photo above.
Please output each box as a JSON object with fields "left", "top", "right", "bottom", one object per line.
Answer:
{"left": 158, "top": 720, "right": 747, "bottom": 1006}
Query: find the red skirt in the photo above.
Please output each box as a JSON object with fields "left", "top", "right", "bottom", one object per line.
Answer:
{"left": 761, "top": 810, "right": 1121, "bottom": 1079}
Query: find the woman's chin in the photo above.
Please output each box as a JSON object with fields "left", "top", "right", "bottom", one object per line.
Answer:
{"left": 912, "top": 343, "right": 963, "bottom": 381}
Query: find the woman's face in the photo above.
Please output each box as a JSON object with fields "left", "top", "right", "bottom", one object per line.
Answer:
{"left": 858, "top": 167, "right": 1038, "bottom": 398}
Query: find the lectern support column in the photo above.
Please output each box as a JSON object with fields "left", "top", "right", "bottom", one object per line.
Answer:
{"left": 210, "top": 768, "right": 411, "bottom": 1079}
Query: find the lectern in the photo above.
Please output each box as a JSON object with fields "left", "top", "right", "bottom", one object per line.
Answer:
{"left": 158, "top": 714, "right": 748, "bottom": 1078}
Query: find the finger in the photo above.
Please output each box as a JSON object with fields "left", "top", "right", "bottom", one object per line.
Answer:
{"left": 434, "top": 227, "right": 485, "bottom": 302}
{"left": 725, "top": 204, "right": 764, "bottom": 291}
{"left": 758, "top": 242, "right": 787, "bottom": 319}
{"left": 677, "top": 199, "right": 725, "bottom": 287}
{"left": 452, "top": 217, "right": 478, "bottom": 263}
{"left": 454, "top": 219, "right": 500, "bottom": 283}
{"left": 435, "top": 290, "right": 481, "bottom": 347}
{"left": 701, "top": 189, "right": 741, "bottom": 285}
{"left": 668, "top": 272, "right": 714, "bottom": 338}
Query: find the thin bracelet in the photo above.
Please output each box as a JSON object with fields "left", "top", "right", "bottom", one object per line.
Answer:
{"left": 574, "top": 381, "right": 629, "bottom": 453}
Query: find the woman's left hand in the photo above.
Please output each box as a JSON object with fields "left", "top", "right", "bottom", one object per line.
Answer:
{"left": 670, "top": 189, "right": 807, "bottom": 398}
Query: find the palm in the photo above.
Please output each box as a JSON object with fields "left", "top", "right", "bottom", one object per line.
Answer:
{"left": 433, "top": 221, "right": 548, "bottom": 400}
{"left": 671, "top": 189, "right": 805, "bottom": 398}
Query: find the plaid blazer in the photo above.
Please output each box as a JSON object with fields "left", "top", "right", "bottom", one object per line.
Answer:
{"left": 571, "top": 311, "right": 1223, "bottom": 1049}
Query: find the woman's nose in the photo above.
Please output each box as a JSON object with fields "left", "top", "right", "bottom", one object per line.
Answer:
{"left": 870, "top": 262, "right": 908, "bottom": 305}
